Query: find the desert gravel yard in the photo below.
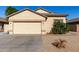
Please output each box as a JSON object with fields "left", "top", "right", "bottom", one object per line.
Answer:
{"left": 0, "top": 34, "right": 43, "bottom": 52}
{"left": 42, "top": 32, "right": 79, "bottom": 52}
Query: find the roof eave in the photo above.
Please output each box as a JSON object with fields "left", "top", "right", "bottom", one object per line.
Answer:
{"left": 47, "top": 15, "right": 68, "bottom": 17}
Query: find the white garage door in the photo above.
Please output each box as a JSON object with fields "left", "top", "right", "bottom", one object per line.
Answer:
{"left": 13, "top": 22, "right": 41, "bottom": 34}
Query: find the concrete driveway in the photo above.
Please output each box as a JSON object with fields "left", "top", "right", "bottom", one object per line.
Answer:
{"left": 0, "top": 34, "right": 43, "bottom": 52}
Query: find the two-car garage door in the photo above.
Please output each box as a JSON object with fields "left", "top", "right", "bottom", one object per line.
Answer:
{"left": 13, "top": 22, "right": 41, "bottom": 34}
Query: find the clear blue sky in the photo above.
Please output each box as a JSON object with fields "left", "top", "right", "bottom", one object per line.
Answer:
{"left": 0, "top": 6, "right": 79, "bottom": 20}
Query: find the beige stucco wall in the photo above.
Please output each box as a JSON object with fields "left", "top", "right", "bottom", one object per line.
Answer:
{"left": 8, "top": 22, "right": 13, "bottom": 34}
{"left": 4, "top": 22, "right": 11, "bottom": 34}
{"left": 77, "top": 24, "right": 79, "bottom": 32}
{"left": 8, "top": 9, "right": 67, "bottom": 35}
{"left": 4, "top": 24, "right": 9, "bottom": 33}
{"left": 8, "top": 10, "right": 46, "bottom": 34}
{"left": 8, "top": 16, "right": 67, "bottom": 34}
{"left": 9, "top": 10, "right": 45, "bottom": 21}
{"left": 42, "top": 17, "right": 67, "bottom": 34}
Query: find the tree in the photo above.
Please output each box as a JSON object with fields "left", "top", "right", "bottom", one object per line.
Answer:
{"left": 5, "top": 6, "right": 18, "bottom": 16}
{"left": 51, "top": 21, "right": 67, "bottom": 34}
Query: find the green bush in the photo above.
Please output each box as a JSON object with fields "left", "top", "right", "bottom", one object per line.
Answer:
{"left": 66, "top": 24, "right": 70, "bottom": 32}
{"left": 51, "top": 21, "right": 67, "bottom": 34}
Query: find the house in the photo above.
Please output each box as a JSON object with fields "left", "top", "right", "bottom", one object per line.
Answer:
{"left": 67, "top": 18, "right": 79, "bottom": 32}
{"left": 5, "top": 8, "right": 68, "bottom": 34}
{"left": 0, "top": 18, "right": 8, "bottom": 32}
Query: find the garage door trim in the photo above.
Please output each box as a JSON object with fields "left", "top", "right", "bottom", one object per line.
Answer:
{"left": 12, "top": 21, "right": 42, "bottom": 34}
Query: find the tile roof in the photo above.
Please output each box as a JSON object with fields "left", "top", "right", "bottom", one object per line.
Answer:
{"left": 38, "top": 13, "right": 68, "bottom": 17}
{"left": 7, "top": 8, "right": 47, "bottom": 18}
{"left": 35, "top": 8, "right": 53, "bottom": 13}
{"left": 0, "top": 17, "right": 8, "bottom": 23}
{"left": 68, "top": 18, "right": 79, "bottom": 23}
{"left": 7, "top": 8, "right": 68, "bottom": 18}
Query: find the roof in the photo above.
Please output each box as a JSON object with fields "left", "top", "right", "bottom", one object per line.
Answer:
{"left": 7, "top": 8, "right": 47, "bottom": 18}
{"left": 38, "top": 13, "right": 68, "bottom": 17}
{"left": 6, "top": 8, "right": 68, "bottom": 19}
{"left": 0, "top": 17, "right": 8, "bottom": 23}
{"left": 0, "top": 17, "right": 7, "bottom": 20}
{"left": 68, "top": 18, "right": 79, "bottom": 23}
{"left": 35, "top": 8, "right": 68, "bottom": 17}
{"left": 35, "top": 8, "right": 53, "bottom": 13}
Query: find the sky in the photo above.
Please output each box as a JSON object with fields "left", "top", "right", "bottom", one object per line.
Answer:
{"left": 0, "top": 6, "right": 79, "bottom": 20}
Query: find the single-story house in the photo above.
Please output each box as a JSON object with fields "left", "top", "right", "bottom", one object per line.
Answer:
{"left": 5, "top": 8, "right": 68, "bottom": 34}
{"left": 0, "top": 18, "right": 8, "bottom": 32}
{"left": 67, "top": 18, "right": 79, "bottom": 32}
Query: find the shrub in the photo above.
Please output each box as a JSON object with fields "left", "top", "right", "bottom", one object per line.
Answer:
{"left": 66, "top": 24, "right": 71, "bottom": 32}
{"left": 51, "top": 39, "right": 67, "bottom": 48}
{"left": 51, "top": 21, "right": 67, "bottom": 34}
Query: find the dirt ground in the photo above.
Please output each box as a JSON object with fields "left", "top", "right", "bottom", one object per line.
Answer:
{"left": 42, "top": 32, "right": 79, "bottom": 52}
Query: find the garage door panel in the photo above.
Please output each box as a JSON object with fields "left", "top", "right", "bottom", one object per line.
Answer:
{"left": 13, "top": 22, "right": 41, "bottom": 34}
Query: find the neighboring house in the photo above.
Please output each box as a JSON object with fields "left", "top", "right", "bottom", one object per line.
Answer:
{"left": 0, "top": 18, "right": 8, "bottom": 32}
{"left": 67, "top": 18, "right": 79, "bottom": 32}
{"left": 6, "top": 8, "right": 68, "bottom": 34}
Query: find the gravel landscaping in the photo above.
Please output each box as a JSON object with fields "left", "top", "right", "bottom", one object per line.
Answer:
{"left": 42, "top": 32, "right": 79, "bottom": 52}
